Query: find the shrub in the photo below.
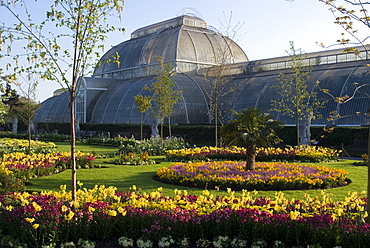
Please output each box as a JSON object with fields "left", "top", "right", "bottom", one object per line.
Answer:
{"left": 54, "top": 151, "right": 96, "bottom": 169}
{"left": 118, "top": 136, "right": 190, "bottom": 156}
{"left": 111, "top": 152, "right": 156, "bottom": 165}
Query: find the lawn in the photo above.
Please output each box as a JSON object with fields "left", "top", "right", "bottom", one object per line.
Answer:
{"left": 26, "top": 142, "right": 368, "bottom": 201}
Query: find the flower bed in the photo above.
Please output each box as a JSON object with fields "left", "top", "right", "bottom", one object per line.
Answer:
{"left": 112, "top": 152, "right": 156, "bottom": 165}
{"left": 166, "top": 145, "right": 340, "bottom": 163}
{"left": 0, "top": 138, "right": 56, "bottom": 156}
{"left": 155, "top": 161, "right": 349, "bottom": 191}
{"left": 1, "top": 151, "right": 97, "bottom": 179}
{"left": 0, "top": 186, "right": 368, "bottom": 248}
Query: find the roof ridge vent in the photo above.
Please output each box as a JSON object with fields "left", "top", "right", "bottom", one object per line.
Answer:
{"left": 131, "top": 15, "right": 207, "bottom": 39}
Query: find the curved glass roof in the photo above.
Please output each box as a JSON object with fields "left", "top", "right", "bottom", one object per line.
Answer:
{"left": 221, "top": 60, "right": 370, "bottom": 126}
{"left": 93, "top": 15, "right": 248, "bottom": 78}
{"left": 35, "top": 92, "right": 70, "bottom": 123}
{"left": 35, "top": 15, "right": 370, "bottom": 127}
{"left": 89, "top": 73, "right": 210, "bottom": 124}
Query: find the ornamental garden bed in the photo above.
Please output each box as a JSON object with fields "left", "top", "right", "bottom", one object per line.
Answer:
{"left": 165, "top": 145, "right": 341, "bottom": 163}
{"left": 0, "top": 185, "right": 369, "bottom": 248}
{"left": 155, "top": 161, "right": 349, "bottom": 191}
{"left": 0, "top": 139, "right": 367, "bottom": 247}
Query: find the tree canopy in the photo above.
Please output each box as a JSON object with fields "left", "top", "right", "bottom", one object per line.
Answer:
{"left": 0, "top": 0, "right": 124, "bottom": 201}
{"left": 222, "top": 107, "right": 283, "bottom": 170}
{"left": 271, "top": 41, "right": 326, "bottom": 145}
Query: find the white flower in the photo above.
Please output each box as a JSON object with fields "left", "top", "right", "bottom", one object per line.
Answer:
{"left": 77, "top": 239, "right": 95, "bottom": 248}
{"left": 158, "top": 236, "right": 175, "bottom": 248}
{"left": 60, "top": 242, "right": 76, "bottom": 248}
{"left": 118, "top": 237, "right": 134, "bottom": 248}
{"left": 212, "top": 236, "right": 229, "bottom": 248}
{"left": 251, "top": 239, "right": 267, "bottom": 248}
{"left": 273, "top": 240, "right": 285, "bottom": 248}
{"left": 177, "top": 237, "right": 190, "bottom": 248}
{"left": 196, "top": 239, "right": 211, "bottom": 248}
{"left": 137, "top": 238, "right": 153, "bottom": 248}
{"left": 42, "top": 244, "right": 56, "bottom": 248}
{"left": 230, "top": 238, "right": 248, "bottom": 248}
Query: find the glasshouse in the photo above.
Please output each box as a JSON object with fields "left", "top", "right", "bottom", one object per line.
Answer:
{"left": 35, "top": 14, "right": 370, "bottom": 126}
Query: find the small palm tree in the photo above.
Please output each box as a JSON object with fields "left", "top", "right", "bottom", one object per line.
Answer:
{"left": 222, "top": 107, "right": 283, "bottom": 170}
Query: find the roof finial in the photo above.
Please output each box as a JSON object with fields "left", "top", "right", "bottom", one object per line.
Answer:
{"left": 177, "top": 8, "right": 204, "bottom": 20}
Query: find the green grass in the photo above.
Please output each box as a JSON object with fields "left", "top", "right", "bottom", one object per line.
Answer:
{"left": 26, "top": 142, "right": 368, "bottom": 201}
{"left": 54, "top": 141, "right": 118, "bottom": 155}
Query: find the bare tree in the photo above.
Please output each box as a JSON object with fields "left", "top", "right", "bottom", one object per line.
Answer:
{"left": 203, "top": 12, "right": 245, "bottom": 147}
{"left": 16, "top": 73, "right": 41, "bottom": 153}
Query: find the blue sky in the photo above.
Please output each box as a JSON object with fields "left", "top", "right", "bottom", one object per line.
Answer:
{"left": 1, "top": 0, "right": 366, "bottom": 101}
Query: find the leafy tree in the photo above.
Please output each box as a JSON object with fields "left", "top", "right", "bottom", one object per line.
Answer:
{"left": 221, "top": 107, "right": 283, "bottom": 170}
{"left": 0, "top": 0, "right": 124, "bottom": 201}
{"left": 2, "top": 83, "right": 21, "bottom": 113}
{"left": 143, "top": 56, "right": 181, "bottom": 138}
{"left": 134, "top": 94, "right": 152, "bottom": 140}
{"left": 18, "top": 97, "right": 41, "bottom": 153}
{"left": 1, "top": 83, "right": 22, "bottom": 132}
{"left": 318, "top": 0, "right": 370, "bottom": 223}
{"left": 271, "top": 41, "right": 326, "bottom": 146}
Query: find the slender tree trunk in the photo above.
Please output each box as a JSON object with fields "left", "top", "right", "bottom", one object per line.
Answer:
{"left": 71, "top": 90, "right": 77, "bottom": 203}
{"left": 366, "top": 123, "right": 370, "bottom": 223}
{"left": 245, "top": 144, "right": 256, "bottom": 171}
{"left": 140, "top": 113, "right": 143, "bottom": 140}
{"left": 168, "top": 117, "right": 172, "bottom": 137}
{"left": 71, "top": 0, "right": 81, "bottom": 203}
{"left": 296, "top": 114, "right": 300, "bottom": 146}
{"left": 27, "top": 120, "right": 31, "bottom": 155}
{"left": 12, "top": 116, "right": 18, "bottom": 134}
{"left": 215, "top": 102, "right": 218, "bottom": 147}
{"left": 160, "top": 119, "right": 164, "bottom": 140}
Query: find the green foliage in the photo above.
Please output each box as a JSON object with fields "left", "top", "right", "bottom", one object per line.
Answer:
{"left": 134, "top": 95, "right": 152, "bottom": 114}
{"left": 143, "top": 57, "right": 180, "bottom": 122}
{"left": 0, "top": 138, "right": 56, "bottom": 156}
{"left": 222, "top": 107, "right": 283, "bottom": 169}
{"left": 54, "top": 153, "right": 98, "bottom": 170}
{"left": 0, "top": 169, "right": 25, "bottom": 194}
{"left": 1, "top": 0, "right": 125, "bottom": 199}
{"left": 319, "top": 0, "right": 370, "bottom": 54}
{"left": 84, "top": 136, "right": 131, "bottom": 147}
{"left": 271, "top": 41, "right": 326, "bottom": 145}
{"left": 118, "top": 136, "right": 190, "bottom": 156}
{"left": 0, "top": 132, "right": 71, "bottom": 142}
{"left": 142, "top": 56, "right": 182, "bottom": 138}
{"left": 166, "top": 145, "right": 341, "bottom": 163}
{"left": 134, "top": 95, "right": 152, "bottom": 140}
{"left": 112, "top": 152, "right": 156, "bottom": 165}
{"left": 222, "top": 107, "right": 283, "bottom": 147}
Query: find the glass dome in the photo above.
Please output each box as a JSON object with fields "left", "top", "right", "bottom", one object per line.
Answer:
{"left": 35, "top": 15, "right": 370, "bottom": 127}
